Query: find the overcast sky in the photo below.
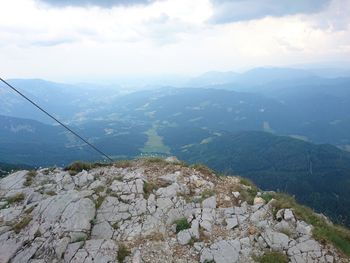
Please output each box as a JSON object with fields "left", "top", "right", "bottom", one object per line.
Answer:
{"left": 0, "top": 0, "right": 350, "bottom": 81}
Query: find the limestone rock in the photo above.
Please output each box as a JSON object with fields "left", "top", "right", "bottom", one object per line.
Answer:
{"left": 177, "top": 229, "right": 192, "bottom": 245}
{"left": 0, "top": 160, "right": 345, "bottom": 263}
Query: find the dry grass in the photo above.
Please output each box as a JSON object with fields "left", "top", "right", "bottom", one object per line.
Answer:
{"left": 13, "top": 216, "right": 32, "bottom": 233}
{"left": 190, "top": 163, "right": 215, "bottom": 177}
{"left": 143, "top": 181, "right": 158, "bottom": 199}
{"left": 23, "top": 170, "right": 37, "bottom": 186}
{"left": 113, "top": 160, "right": 133, "bottom": 168}
{"left": 6, "top": 193, "right": 25, "bottom": 204}
{"left": 95, "top": 196, "right": 105, "bottom": 209}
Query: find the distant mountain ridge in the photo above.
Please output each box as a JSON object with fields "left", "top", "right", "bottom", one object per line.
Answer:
{"left": 188, "top": 67, "right": 350, "bottom": 87}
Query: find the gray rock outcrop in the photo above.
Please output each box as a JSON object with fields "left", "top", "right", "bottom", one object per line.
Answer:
{"left": 0, "top": 159, "right": 348, "bottom": 263}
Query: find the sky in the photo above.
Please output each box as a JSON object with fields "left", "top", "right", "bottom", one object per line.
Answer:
{"left": 0, "top": 0, "right": 350, "bottom": 82}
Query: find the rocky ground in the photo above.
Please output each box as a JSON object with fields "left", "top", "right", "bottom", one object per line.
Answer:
{"left": 0, "top": 158, "right": 349, "bottom": 263}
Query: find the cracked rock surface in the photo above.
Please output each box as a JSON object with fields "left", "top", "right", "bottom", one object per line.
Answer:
{"left": 0, "top": 159, "right": 348, "bottom": 263}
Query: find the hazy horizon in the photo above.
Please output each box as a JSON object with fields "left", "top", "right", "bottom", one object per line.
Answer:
{"left": 1, "top": 0, "right": 350, "bottom": 82}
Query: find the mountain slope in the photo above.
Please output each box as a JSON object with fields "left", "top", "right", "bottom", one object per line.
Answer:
{"left": 0, "top": 115, "right": 148, "bottom": 166}
{"left": 175, "top": 131, "right": 350, "bottom": 226}
{"left": 0, "top": 159, "right": 349, "bottom": 262}
{"left": 0, "top": 162, "right": 33, "bottom": 177}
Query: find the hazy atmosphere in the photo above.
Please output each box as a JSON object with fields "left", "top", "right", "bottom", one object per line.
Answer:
{"left": 1, "top": 1, "right": 350, "bottom": 262}
{"left": 1, "top": 0, "right": 350, "bottom": 82}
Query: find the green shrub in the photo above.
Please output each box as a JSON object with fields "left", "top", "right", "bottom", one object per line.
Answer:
{"left": 261, "top": 192, "right": 275, "bottom": 203}
{"left": 117, "top": 244, "right": 131, "bottom": 262}
{"left": 174, "top": 218, "right": 191, "bottom": 233}
{"left": 255, "top": 251, "right": 288, "bottom": 263}
{"left": 239, "top": 176, "right": 255, "bottom": 188}
{"left": 236, "top": 177, "right": 259, "bottom": 205}
{"left": 239, "top": 187, "right": 258, "bottom": 205}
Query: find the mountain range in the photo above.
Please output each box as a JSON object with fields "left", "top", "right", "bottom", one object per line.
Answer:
{"left": 1, "top": 67, "right": 350, "bottom": 226}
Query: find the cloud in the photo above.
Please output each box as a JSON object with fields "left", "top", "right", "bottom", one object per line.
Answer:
{"left": 306, "top": 0, "right": 350, "bottom": 31}
{"left": 210, "top": 0, "right": 331, "bottom": 23}
{"left": 36, "top": 0, "right": 156, "bottom": 7}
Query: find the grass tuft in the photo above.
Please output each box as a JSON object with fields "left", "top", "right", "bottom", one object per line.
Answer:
{"left": 46, "top": 190, "right": 57, "bottom": 196}
{"left": 23, "top": 170, "right": 37, "bottom": 187}
{"left": 114, "top": 160, "right": 132, "bottom": 168}
{"left": 6, "top": 193, "right": 25, "bottom": 204}
{"left": 64, "top": 161, "right": 109, "bottom": 175}
{"left": 191, "top": 163, "right": 215, "bottom": 177}
{"left": 255, "top": 251, "right": 288, "bottom": 263}
{"left": 174, "top": 218, "right": 191, "bottom": 233}
{"left": 95, "top": 196, "right": 105, "bottom": 209}
{"left": 117, "top": 243, "right": 131, "bottom": 262}
{"left": 200, "top": 189, "right": 215, "bottom": 201}
{"left": 143, "top": 181, "right": 158, "bottom": 199}
{"left": 13, "top": 216, "right": 32, "bottom": 233}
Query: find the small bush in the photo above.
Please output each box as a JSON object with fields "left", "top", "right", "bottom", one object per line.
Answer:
{"left": 65, "top": 161, "right": 109, "bottom": 175}
{"left": 95, "top": 196, "right": 105, "bottom": 209}
{"left": 143, "top": 181, "right": 158, "bottom": 199}
{"left": 23, "top": 177, "right": 33, "bottom": 187}
{"left": 191, "top": 163, "right": 215, "bottom": 177}
{"left": 261, "top": 192, "right": 275, "bottom": 203}
{"left": 239, "top": 177, "right": 255, "bottom": 188}
{"left": 46, "top": 190, "right": 57, "bottom": 196}
{"left": 42, "top": 167, "right": 56, "bottom": 175}
{"left": 237, "top": 177, "right": 259, "bottom": 205}
{"left": 112, "top": 222, "right": 119, "bottom": 229}
{"left": 114, "top": 160, "right": 132, "bottom": 168}
{"left": 200, "top": 189, "right": 215, "bottom": 201}
{"left": 13, "top": 216, "right": 32, "bottom": 233}
{"left": 174, "top": 218, "right": 191, "bottom": 233}
{"left": 94, "top": 186, "right": 105, "bottom": 194}
{"left": 255, "top": 251, "right": 288, "bottom": 263}
{"left": 27, "top": 170, "right": 37, "bottom": 177}
{"left": 23, "top": 170, "right": 37, "bottom": 187}
{"left": 7, "top": 193, "right": 25, "bottom": 204}
{"left": 65, "top": 161, "right": 94, "bottom": 175}
{"left": 117, "top": 244, "right": 131, "bottom": 262}
{"left": 239, "top": 187, "right": 258, "bottom": 205}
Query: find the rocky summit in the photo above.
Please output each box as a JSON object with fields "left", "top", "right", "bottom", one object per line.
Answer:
{"left": 0, "top": 158, "right": 349, "bottom": 263}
